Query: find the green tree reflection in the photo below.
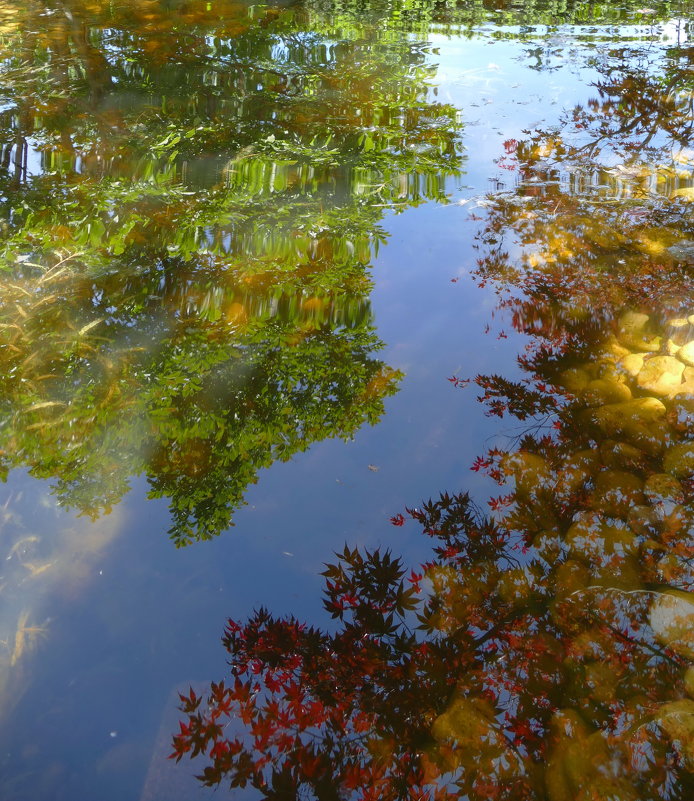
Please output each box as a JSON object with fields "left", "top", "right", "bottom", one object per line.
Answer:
{"left": 0, "top": 0, "right": 469, "bottom": 544}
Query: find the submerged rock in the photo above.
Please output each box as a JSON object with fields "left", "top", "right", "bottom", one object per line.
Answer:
{"left": 589, "top": 470, "right": 644, "bottom": 518}
{"left": 585, "top": 377, "right": 632, "bottom": 405}
{"left": 619, "top": 353, "right": 644, "bottom": 377}
{"left": 589, "top": 397, "right": 668, "bottom": 455}
{"left": 599, "top": 440, "right": 647, "bottom": 471}
{"left": 654, "top": 700, "right": 694, "bottom": 770}
{"left": 565, "top": 511, "right": 639, "bottom": 561}
{"left": 643, "top": 473, "right": 686, "bottom": 507}
{"left": 636, "top": 355, "right": 684, "bottom": 396}
{"left": 679, "top": 341, "right": 694, "bottom": 366}
{"left": 649, "top": 590, "right": 694, "bottom": 659}
{"left": 669, "top": 394, "right": 694, "bottom": 434}
{"left": 667, "top": 239, "right": 694, "bottom": 263}
{"left": 617, "top": 311, "right": 661, "bottom": 352}
{"left": 662, "top": 442, "right": 694, "bottom": 478}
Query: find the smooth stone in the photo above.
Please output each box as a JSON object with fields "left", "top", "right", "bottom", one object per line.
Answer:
{"left": 617, "top": 310, "right": 661, "bottom": 352}
{"left": 432, "top": 696, "right": 498, "bottom": 746}
{"left": 619, "top": 353, "right": 644, "bottom": 377}
{"left": 555, "top": 450, "right": 600, "bottom": 498}
{"left": 679, "top": 341, "right": 694, "bottom": 366}
{"left": 589, "top": 556, "right": 642, "bottom": 591}
{"left": 636, "top": 355, "right": 685, "bottom": 396}
{"left": 552, "top": 559, "right": 592, "bottom": 604}
{"left": 584, "top": 378, "right": 632, "bottom": 405}
{"left": 657, "top": 552, "right": 692, "bottom": 585}
{"left": 669, "top": 394, "right": 694, "bottom": 434}
{"left": 627, "top": 505, "right": 660, "bottom": 537}
{"left": 604, "top": 336, "right": 630, "bottom": 359}
{"left": 502, "top": 451, "right": 552, "bottom": 497}
{"left": 686, "top": 666, "right": 694, "bottom": 699}
{"left": 600, "top": 440, "right": 647, "bottom": 471}
{"left": 497, "top": 566, "right": 534, "bottom": 604}
{"left": 667, "top": 239, "right": 694, "bottom": 263}
{"left": 590, "top": 398, "right": 668, "bottom": 455}
{"left": 663, "top": 442, "right": 694, "bottom": 478}
{"left": 681, "top": 367, "right": 694, "bottom": 395}
{"left": 566, "top": 511, "right": 639, "bottom": 561}
{"left": 654, "top": 700, "right": 694, "bottom": 769}
{"left": 589, "top": 470, "right": 644, "bottom": 518}
{"left": 533, "top": 530, "right": 563, "bottom": 563}
{"left": 650, "top": 590, "right": 694, "bottom": 659}
{"left": 643, "top": 473, "right": 685, "bottom": 506}
{"left": 560, "top": 367, "right": 590, "bottom": 394}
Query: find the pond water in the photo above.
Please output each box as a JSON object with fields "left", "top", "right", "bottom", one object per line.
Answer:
{"left": 0, "top": 0, "right": 693, "bottom": 798}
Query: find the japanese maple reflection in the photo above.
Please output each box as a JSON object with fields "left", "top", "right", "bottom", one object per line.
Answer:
{"left": 0, "top": 0, "right": 466, "bottom": 544}
{"left": 171, "top": 311, "right": 694, "bottom": 798}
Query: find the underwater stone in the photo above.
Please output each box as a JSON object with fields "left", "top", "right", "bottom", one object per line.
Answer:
{"left": 590, "top": 556, "right": 643, "bottom": 591}
{"left": 627, "top": 505, "right": 661, "bottom": 538}
{"left": 686, "top": 667, "right": 694, "bottom": 699}
{"left": 590, "top": 398, "right": 668, "bottom": 455}
{"left": 663, "top": 442, "right": 694, "bottom": 478}
{"left": 669, "top": 394, "right": 694, "bottom": 434}
{"left": 679, "top": 341, "right": 694, "bottom": 366}
{"left": 599, "top": 440, "right": 647, "bottom": 471}
{"left": 650, "top": 590, "right": 694, "bottom": 660}
{"left": 667, "top": 317, "right": 690, "bottom": 329}
{"left": 585, "top": 378, "right": 632, "bottom": 405}
{"left": 555, "top": 450, "right": 600, "bottom": 498}
{"left": 619, "top": 353, "right": 644, "bottom": 377}
{"left": 560, "top": 367, "right": 590, "bottom": 394}
{"left": 501, "top": 451, "right": 552, "bottom": 497}
{"left": 636, "top": 355, "right": 685, "bottom": 396}
{"left": 533, "top": 530, "right": 563, "bottom": 564}
{"left": 643, "top": 473, "right": 686, "bottom": 507}
{"left": 654, "top": 699, "right": 694, "bottom": 770}
{"left": 604, "top": 336, "right": 631, "bottom": 360}
{"left": 667, "top": 239, "right": 694, "bottom": 263}
{"left": 565, "top": 511, "right": 639, "bottom": 561}
{"left": 589, "top": 470, "right": 644, "bottom": 519}
{"left": 617, "top": 310, "right": 661, "bottom": 352}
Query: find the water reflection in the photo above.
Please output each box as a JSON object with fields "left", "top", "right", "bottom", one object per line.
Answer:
{"left": 0, "top": 489, "right": 124, "bottom": 721}
{"left": 172, "top": 322, "right": 694, "bottom": 797}
{"left": 172, "top": 9, "right": 694, "bottom": 797}
{"left": 0, "top": 0, "right": 468, "bottom": 544}
{"left": 172, "top": 314, "right": 694, "bottom": 797}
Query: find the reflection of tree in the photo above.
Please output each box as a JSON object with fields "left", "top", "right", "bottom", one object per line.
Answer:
{"left": 172, "top": 17, "right": 694, "bottom": 794}
{"left": 171, "top": 348, "right": 694, "bottom": 797}
{"left": 0, "top": 0, "right": 470, "bottom": 544}
{"left": 503, "top": 33, "right": 694, "bottom": 197}
{"left": 170, "top": 116, "right": 694, "bottom": 791}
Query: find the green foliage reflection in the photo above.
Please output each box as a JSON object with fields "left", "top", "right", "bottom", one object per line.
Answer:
{"left": 0, "top": 0, "right": 469, "bottom": 544}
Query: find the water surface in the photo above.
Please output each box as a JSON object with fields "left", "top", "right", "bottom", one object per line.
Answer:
{"left": 0, "top": 1, "right": 693, "bottom": 799}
